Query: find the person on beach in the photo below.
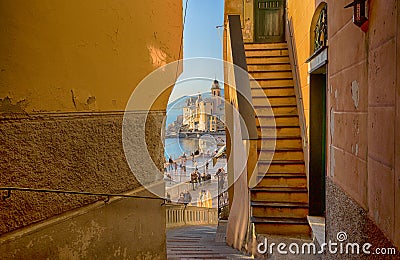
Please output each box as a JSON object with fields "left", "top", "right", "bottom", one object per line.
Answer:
{"left": 178, "top": 192, "right": 185, "bottom": 203}
{"left": 215, "top": 168, "right": 225, "bottom": 191}
{"left": 183, "top": 190, "right": 192, "bottom": 204}
{"left": 197, "top": 170, "right": 202, "bottom": 185}
{"left": 164, "top": 162, "right": 168, "bottom": 173}
{"left": 182, "top": 159, "right": 187, "bottom": 175}
{"left": 174, "top": 162, "right": 178, "bottom": 173}
{"left": 168, "top": 156, "right": 174, "bottom": 172}
{"left": 190, "top": 171, "right": 198, "bottom": 190}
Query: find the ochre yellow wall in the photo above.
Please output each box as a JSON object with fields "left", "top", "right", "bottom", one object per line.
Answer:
{"left": 286, "top": 0, "right": 321, "bottom": 132}
{"left": 0, "top": 1, "right": 182, "bottom": 258}
{"left": 0, "top": 0, "right": 182, "bottom": 112}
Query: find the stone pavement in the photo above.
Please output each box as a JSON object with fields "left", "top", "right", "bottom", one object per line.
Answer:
{"left": 167, "top": 225, "right": 253, "bottom": 259}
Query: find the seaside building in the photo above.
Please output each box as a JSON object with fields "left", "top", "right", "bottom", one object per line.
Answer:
{"left": 182, "top": 80, "right": 225, "bottom": 132}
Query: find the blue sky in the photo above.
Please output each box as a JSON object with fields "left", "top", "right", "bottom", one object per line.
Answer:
{"left": 169, "top": 0, "right": 225, "bottom": 102}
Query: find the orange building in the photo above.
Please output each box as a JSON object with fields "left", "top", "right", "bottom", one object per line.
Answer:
{"left": 224, "top": 0, "right": 399, "bottom": 255}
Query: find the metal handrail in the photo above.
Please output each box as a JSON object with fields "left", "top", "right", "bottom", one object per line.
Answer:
{"left": 0, "top": 187, "right": 165, "bottom": 202}
{"left": 227, "top": 15, "right": 258, "bottom": 141}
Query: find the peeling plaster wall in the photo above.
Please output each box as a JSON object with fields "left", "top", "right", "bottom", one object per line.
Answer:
{"left": 0, "top": 0, "right": 182, "bottom": 112}
{"left": 0, "top": 0, "right": 182, "bottom": 257}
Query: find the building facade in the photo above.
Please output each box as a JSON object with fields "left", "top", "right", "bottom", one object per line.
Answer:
{"left": 182, "top": 80, "right": 225, "bottom": 132}
{"left": 224, "top": 0, "right": 400, "bottom": 255}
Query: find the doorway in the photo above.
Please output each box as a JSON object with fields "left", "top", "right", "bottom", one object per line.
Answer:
{"left": 254, "top": 0, "right": 286, "bottom": 42}
{"left": 309, "top": 71, "right": 326, "bottom": 216}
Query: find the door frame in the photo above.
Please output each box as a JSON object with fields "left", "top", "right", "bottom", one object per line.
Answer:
{"left": 254, "top": 0, "right": 286, "bottom": 43}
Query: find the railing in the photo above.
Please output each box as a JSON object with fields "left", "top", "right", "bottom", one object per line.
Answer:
{"left": 166, "top": 203, "right": 218, "bottom": 229}
{"left": 217, "top": 171, "right": 229, "bottom": 219}
{"left": 285, "top": 17, "right": 309, "bottom": 178}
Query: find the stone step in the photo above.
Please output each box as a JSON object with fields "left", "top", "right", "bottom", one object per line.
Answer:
{"left": 257, "top": 125, "right": 301, "bottom": 138}
{"left": 256, "top": 115, "right": 300, "bottom": 127}
{"left": 258, "top": 149, "right": 304, "bottom": 161}
{"left": 250, "top": 70, "right": 293, "bottom": 80}
{"left": 248, "top": 63, "right": 291, "bottom": 72}
{"left": 244, "top": 42, "right": 288, "bottom": 50}
{"left": 258, "top": 161, "right": 305, "bottom": 174}
{"left": 256, "top": 172, "right": 307, "bottom": 188}
{"left": 250, "top": 187, "right": 308, "bottom": 203}
{"left": 258, "top": 137, "right": 302, "bottom": 150}
{"left": 251, "top": 87, "right": 295, "bottom": 97}
{"left": 246, "top": 49, "right": 289, "bottom": 57}
{"left": 252, "top": 217, "right": 311, "bottom": 235}
{"left": 254, "top": 105, "right": 298, "bottom": 116}
{"left": 251, "top": 202, "right": 309, "bottom": 218}
{"left": 246, "top": 56, "right": 290, "bottom": 64}
{"left": 252, "top": 96, "right": 297, "bottom": 107}
{"left": 250, "top": 79, "right": 294, "bottom": 88}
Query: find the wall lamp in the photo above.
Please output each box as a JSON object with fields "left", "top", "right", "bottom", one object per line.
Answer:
{"left": 344, "top": 0, "right": 368, "bottom": 32}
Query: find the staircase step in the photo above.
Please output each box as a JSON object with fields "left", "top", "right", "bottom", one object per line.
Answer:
{"left": 254, "top": 105, "right": 298, "bottom": 116}
{"left": 251, "top": 202, "right": 309, "bottom": 218}
{"left": 251, "top": 87, "right": 295, "bottom": 97}
{"left": 248, "top": 63, "right": 291, "bottom": 71}
{"left": 246, "top": 56, "right": 290, "bottom": 64}
{"left": 258, "top": 172, "right": 308, "bottom": 178}
{"left": 258, "top": 138, "right": 302, "bottom": 150}
{"left": 252, "top": 217, "right": 311, "bottom": 235}
{"left": 250, "top": 187, "right": 308, "bottom": 203}
{"left": 244, "top": 42, "right": 288, "bottom": 50}
{"left": 252, "top": 96, "right": 297, "bottom": 107}
{"left": 256, "top": 115, "right": 300, "bottom": 127}
{"left": 250, "top": 79, "right": 294, "bottom": 88}
{"left": 258, "top": 149, "right": 304, "bottom": 161}
{"left": 258, "top": 161, "right": 305, "bottom": 174}
{"left": 250, "top": 71, "right": 292, "bottom": 80}
{"left": 245, "top": 49, "right": 289, "bottom": 57}
{"left": 257, "top": 126, "right": 301, "bottom": 138}
{"left": 256, "top": 173, "right": 307, "bottom": 188}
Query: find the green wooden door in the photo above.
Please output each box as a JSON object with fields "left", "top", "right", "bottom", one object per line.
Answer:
{"left": 254, "top": 0, "right": 286, "bottom": 43}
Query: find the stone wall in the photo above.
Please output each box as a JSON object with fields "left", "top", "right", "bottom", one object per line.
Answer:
{"left": 0, "top": 185, "right": 166, "bottom": 259}
{"left": 0, "top": 111, "right": 167, "bottom": 258}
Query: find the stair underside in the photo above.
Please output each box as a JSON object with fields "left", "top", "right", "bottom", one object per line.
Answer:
{"left": 246, "top": 42, "right": 310, "bottom": 236}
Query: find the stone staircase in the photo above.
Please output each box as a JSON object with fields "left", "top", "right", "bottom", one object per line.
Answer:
{"left": 245, "top": 42, "right": 310, "bottom": 236}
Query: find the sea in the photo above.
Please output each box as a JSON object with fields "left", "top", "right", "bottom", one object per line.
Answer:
{"left": 164, "top": 91, "right": 225, "bottom": 160}
{"left": 164, "top": 137, "right": 200, "bottom": 160}
{"left": 164, "top": 135, "right": 226, "bottom": 160}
